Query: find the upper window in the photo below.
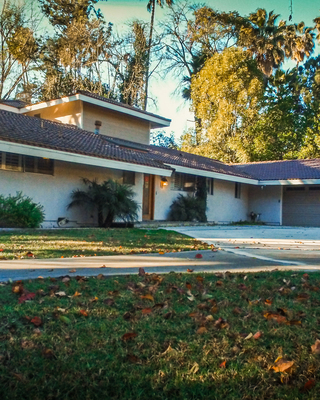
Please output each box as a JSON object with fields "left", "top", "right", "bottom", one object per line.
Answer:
{"left": 235, "top": 182, "right": 241, "bottom": 199}
{"left": 0, "top": 152, "right": 54, "bottom": 175}
{"left": 207, "top": 178, "right": 214, "bottom": 195}
{"left": 286, "top": 187, "right": 305, "bottom": 191}
{"left": 123, "top": 171, "right": 135, "bottom": 185}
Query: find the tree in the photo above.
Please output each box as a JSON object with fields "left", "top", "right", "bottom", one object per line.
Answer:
{"left": 188, "top": 47, "right": 264, "bottom": 163}
{"left": 0, "top": 0, "right": 38, "bottom": 100}
{"left": 119, "top": 21, "right": 148, "bottom": 108}
{"left": 67, "top": 178, "right": 139, "bottom": 228}
{"left": 144, "top": 0, "right": 174, "bottom": 110}
{"left": 150, "top": 130, "right": 177, "bottom": 149}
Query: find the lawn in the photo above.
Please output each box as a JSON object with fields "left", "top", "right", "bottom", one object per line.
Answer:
{"left": 0, "top": 270, "right": 319, "bottom": 399}
{"left": 0, "top": 228, "right": 207, "bottom": 259}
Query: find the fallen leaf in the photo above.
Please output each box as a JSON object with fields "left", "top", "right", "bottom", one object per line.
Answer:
{"left": 265, "top": 299, "right": 272, "bottom": 305}
{"left": 30, "top": 317, "right": 42, "bottom": 327}
{"left": 253, "top": 331, "right": 262, "bottom": 340}
{"left": 162, "top": 345, "right": 178, "bottom": 356}
{"left": 122, "top": 332, "right": 138, "bottom": 341}
{"left": 296, "top": 293, "right": 310, "bottom": 301}
{"left": 244, "top": 333, "right": 253, "bottom": 340}
{"left": 80, "top": 310, "right": 88, "bottom": 317}
{"left": 302, "top": 379, "right": 316, "bottom": 392}
{"left": 303, "top": 273, "right": 309, "bottom": 280}
{"left": 73, "top": 291, "right": 81, "bottom": 297}
{"left": 219, "top": 360, "right": 226, "bottom": 368}
{"left": 97, "top": 274, "right": 105, "bottom": 280}
{"left": 158, "top": 251, "right": 165, "bottom": 255}
{"left": 138, "top": 267, "right": 145, "bottom": 276}
{"left": 187, "top": 269, "right": 194, "bottom": 273}
{"left": 196, "top": 276, "right": 204, "bottom": 283}
{"left": 55, "top": 291, "right": 67, "bottom": 297}
{"left": 18, "top": 292, "right": 36, "bottom": 304}
{"left": 186, "top": 282, "right": 192, "bottom": 290}
{"left": 100, "top": 265, "right": 106, "bottom": 268}
{"left": 142, "top": 308, "right": 152, "bottom": 314}
{"left": 216, "top": 281, "right": 223, "bottom": 286}
{"left": 140, "top": 294, "right": 154, "bottom": 302}
{"left": 311, "top": 339, "right": 320, "bottom": 354}
{"left": 272, "top": 358, "right": 294, "bottom": 373}
{"left": 62, "top": 277, "right": 70, "bottom": 283}
{"left": 263, "top": 312, "right": 287, "bottom": 323}
{"left": 197, "top": 327, "right": 208, "bottom": 334}
{"left": 12, "top": 285, "right": 24, "bottom": 294}
{"left": 59, "top": 315, "right": 71, "bottom": 325}
{"left": 42, "top": 348, "right": 55, "bottom": 359}
{"left": 69, "top": 269, "right": 76, "bottom": 273}
{"left": 195, "top": 253, "right": 203, "bottom": 259}
{"left": 286, "top": 320, "right": 301, "bottom": 326}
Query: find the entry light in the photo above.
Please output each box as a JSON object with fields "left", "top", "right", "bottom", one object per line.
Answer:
{"left": 160, "top": 177, "right": 168, "bottom": 188}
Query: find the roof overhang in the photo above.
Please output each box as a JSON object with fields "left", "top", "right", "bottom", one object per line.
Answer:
{"left": 0, "top": 103, "right": 20, "bottom": 113}
{"left": 260, "top": 179, "right": 320, "bottom": 185}
{"left": 168, "top": 164, "right": 259, "bottom": 185}
{"left": 0, "top": 140, "right": 172, "bottom": 177}
{"left": 20, "top": 93, "right": 171, "bottom": 129}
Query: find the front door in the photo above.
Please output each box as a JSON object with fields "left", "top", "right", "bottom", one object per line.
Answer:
{"left": 142, "top": 174, "right": 154, "bottom": 220}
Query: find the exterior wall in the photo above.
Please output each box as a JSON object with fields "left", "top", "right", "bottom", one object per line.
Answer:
{"left": 82, "top": 103, "right": 150, "bottom": 144}
{"left": 248, "top": 185, "right": 282, "bottom": 225}
{"left": 154, "top": 176, "right": 249, "bottom": 223}
{"left": 0, "top": 160, "right": 143, "bottom": 228}
{"left": 25, "top": 100, "right": 82, "bottom": 127}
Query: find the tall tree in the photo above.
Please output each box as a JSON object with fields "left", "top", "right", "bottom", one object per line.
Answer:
{"left": 188, "top": 47, "right": 264, "bottom": 163}
{"left": 144, "top": 0, "right": 174, "bottom": 110}
{"left": 0, "top": 0, "right": 38, "bottom": 100}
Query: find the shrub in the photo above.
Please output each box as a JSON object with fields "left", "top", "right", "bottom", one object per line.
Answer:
{"left": 168, "top": 194, "right": 206, "bottom": 222}
{"left": 0, "top": 192, "right": 45, "bottom": 228}
{"left": 68, "top": 178, "right": 139, "bottom": 228}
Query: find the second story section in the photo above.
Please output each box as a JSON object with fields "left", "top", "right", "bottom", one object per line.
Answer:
{"left": 1, "top": 91, "right": 171, "bottom": 145}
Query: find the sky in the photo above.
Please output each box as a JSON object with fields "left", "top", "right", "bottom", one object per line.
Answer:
{"left": 96, "top": 0, "right": 320, "bottom": 139}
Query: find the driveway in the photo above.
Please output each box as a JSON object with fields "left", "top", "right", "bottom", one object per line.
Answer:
{"left": 168, "top": 225, "right": 320, "bottom": 268}
{"left": 1, "top": 225, "right": 320, "bottom": 281}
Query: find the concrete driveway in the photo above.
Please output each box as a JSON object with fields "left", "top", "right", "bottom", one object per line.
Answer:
{"left": 1, "top": 225, "right": 320, "bottom": 281}
{"left": 169, "top": 225, "right": 320, "bottom": 268}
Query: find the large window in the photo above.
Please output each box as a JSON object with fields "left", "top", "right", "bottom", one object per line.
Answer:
{"left": 235, "top": 182, "right": 241, "bottom": 199}
{"left": 122, "top": 171, "right": 135, "bottom": 185}
{"left": 207, "top": 178, "right": 214, "bottom": 195}
{"left": 0, "top": 152, "right": 54, "bottom": 175}
{"left": 171, "top": 172, "right": 196, "bottom": 192}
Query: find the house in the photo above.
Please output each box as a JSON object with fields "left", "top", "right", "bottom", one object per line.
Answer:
{"left": 1, "top": 91, "right": 320, "bottom": 227}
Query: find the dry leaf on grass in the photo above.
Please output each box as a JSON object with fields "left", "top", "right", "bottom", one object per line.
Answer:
{"left": 79, "top": 310, "right": 88, "bottom": 317}
{"left": 302, "top": 379, "right": 316, "bottom": 392}
{"left": 30, "top": 317, "right": 42, "bottom": 327}
{"left": 140, "top": 294, "right": 154, "bottom": 302}
{"left": 253, "top": 331, "right": 262, "bottom": 340}
{"left": 272, "top": 357, "right": 294, "bottom": 373}
{"left": 122, "top": 332, "right": 138, "bottom": 341}
{"left": 197, "top": 327, "right": 208, "bottom": 334}
{"left": 18, "top": 292, "right": 36, "bottom": 304}
{"left": 189, "top": 362, "right": 199, "bottom": 374}
{"left": 311, "top": 339, "right": 320, "bottom": 354}
{"left": 55, "top": 291, "right": 67, "bottom": 297}
{"left": 142, "top": 308, "right": 152, "bottom": 314}
{"left": 219, "top": 360, "right": 226, "bottom": 368}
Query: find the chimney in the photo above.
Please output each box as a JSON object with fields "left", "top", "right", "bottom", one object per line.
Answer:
{"left": 94, "top": 120, "right": 102, "bottom": 134}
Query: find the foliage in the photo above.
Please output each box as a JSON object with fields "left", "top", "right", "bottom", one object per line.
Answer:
{"left": 189, "top": 47, "right": 264, "bottom": 163}
{"left": 68, "top": 179, "right": 139, "bottom": 228}
{"left": 1, "top": 270, "right": 320, "bottom": 398}
{"left": 168, "top": 193, "right": 206, "bottom": 222}
{"left": 150, "top": 130, "right": 177, "bottom": 149}
{"left": 0, "top": 228, "right": 202, "bottom": 259}
{"left": 0, "top": 192, "right": 44, "bottom": 228}
{"left": 0, "top": 0, "right": 39, "bottom": 100}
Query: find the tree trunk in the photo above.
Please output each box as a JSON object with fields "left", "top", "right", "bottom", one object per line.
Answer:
{"left": 97, "top": 207, "right": 104, "bottom": 227}
{"left": 144, "top": 0, "right": 155, "bottom": 111}
{"left": 103, "top": 212, "right": 114, "bottom": 228}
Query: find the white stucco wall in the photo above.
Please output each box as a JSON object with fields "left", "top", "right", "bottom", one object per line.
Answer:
{"left": 153, "top": 176, "right": 249, "bottom": 223}
{"left": 248, "top": 185, "right": 282, "bottom": 225}
{"left": 0, "top": 161, "right": 143, "bottom": 228}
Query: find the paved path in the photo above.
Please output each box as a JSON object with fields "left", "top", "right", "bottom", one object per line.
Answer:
{"left": 168, "top": 225, "right": 320, "bottom": 269}
{"left": 1, "top": 226, "right": 320, "bottom": 281}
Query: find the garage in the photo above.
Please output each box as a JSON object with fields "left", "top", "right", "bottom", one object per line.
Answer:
{"left": 282, "top": 186, "right": 320, "bottom": 226}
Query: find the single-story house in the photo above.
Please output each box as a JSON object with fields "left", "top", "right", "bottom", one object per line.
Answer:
{"left": 1, "top": 91, "right": 320, "bottom": 227}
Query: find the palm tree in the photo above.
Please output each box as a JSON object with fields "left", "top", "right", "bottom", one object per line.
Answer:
{"left": 67, "top": 178, "right": 139, "bottom": 227}
{"left": 239, "top": 9, "right": 287, "bottom": 77}
{"left": 144, "top": 0, "right": 174, "bottom": 110}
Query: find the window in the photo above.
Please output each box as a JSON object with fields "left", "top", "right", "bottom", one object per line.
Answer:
{"left": 309, "top": 186, "right": 320, "bottom": 191}
{"left": 207, "top": 178, "right": 214, "bottom": 195}
{"left": 123, "top": 171, "right": 135, "bottom": 185}
{"left": 171, "top": 172, "right": 196, "bottom": 192}
{"left": 34, "top": 113, "right": 41, "bottom": 118}
{"left": 235, "top": 182, "right": 241, "bottom": 199}
{"left": 286, "top": 187, "right": 305, "bottom": 191}
{"left": 0, "top": 152, "right": 54, "bottom": 175}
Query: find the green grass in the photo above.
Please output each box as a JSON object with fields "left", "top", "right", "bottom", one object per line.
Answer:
{"left": 0, "top": 271, "right": 320, "bottom": 399}
{"left": 0, "top": 228, "right": 206, "bottom": 259}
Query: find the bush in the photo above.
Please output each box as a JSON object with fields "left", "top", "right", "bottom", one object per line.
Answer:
{"left": 0, "top": 192, "right": 45, "bottom": 228}
{"left": 168, "top": 194, "right": 206, "bottom": 222}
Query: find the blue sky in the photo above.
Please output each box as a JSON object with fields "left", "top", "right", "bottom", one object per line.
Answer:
{"left": 101, "top": 1, "right": 320, "bottom": 138}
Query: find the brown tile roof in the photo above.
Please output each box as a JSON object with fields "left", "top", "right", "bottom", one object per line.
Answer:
{"left": 104, "top": 136, "right": 255, "bottom": 180}
{"left": 0, "top": 99, "right": 28, "bottom": 109}
{"left": 233, "top": 159, "right": 320, "bottom": 180}
{"left": 0, "top": 110, "right": 171, "bottom": 171}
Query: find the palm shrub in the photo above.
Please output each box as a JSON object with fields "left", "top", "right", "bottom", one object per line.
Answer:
{"left": 68, "top": 178, "right": 139, "bottom": 228}
{"left": 0, "top": 192, "right": 45, "bottom": 228}
{"left": 168, "top": 194, "right": 204, "bottom": 222}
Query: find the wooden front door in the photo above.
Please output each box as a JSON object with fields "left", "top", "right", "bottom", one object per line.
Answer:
{"left": 142, "top": 174, "right": 155, "bottom": 220}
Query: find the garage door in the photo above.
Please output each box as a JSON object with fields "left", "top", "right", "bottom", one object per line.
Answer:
{"left": 283, "top": 186, "right": 320, "bottom": 226}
